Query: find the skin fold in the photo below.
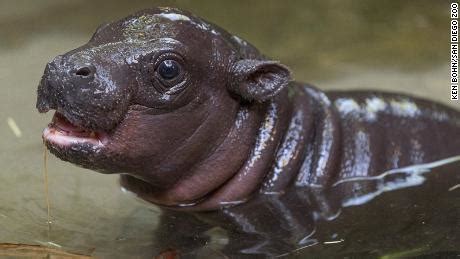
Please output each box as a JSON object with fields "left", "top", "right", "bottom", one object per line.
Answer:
{"left": 36, "top": 8, "right": 460, "bottom": 257}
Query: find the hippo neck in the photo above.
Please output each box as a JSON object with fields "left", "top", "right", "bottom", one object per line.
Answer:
{"left": 191, "top": 88, "right": 294, "bottom": 210}
{"left": 120, "top": 90, "right": 271, "bottom": 207}
{"left": 120, "top": 84, "right": 342, "bottom": 211}
{"left": 191, "top": 84, "right": 342, "bottom": 210}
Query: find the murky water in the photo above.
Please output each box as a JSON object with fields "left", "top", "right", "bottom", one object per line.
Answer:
{"left": 0, "top": 0, "right": 458, "bottom": 258}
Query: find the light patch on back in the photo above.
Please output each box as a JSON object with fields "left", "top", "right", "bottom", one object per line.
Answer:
{"left": 389, "top": 99, "right": 421, "bottom": 117}
{"left": 365, "top": 97, "right": 386, "bottom": 113}
{"left": 334, "top": 96, "right": 423, "bottom": 121}
{"left": 334, "top": 97, "right": 388, "bottom": 121}
{"left": 364, "top": 97, "right": 387, "bottom": 120}
{"left": 334, "top": 98, "right": 360, "bottom": 114}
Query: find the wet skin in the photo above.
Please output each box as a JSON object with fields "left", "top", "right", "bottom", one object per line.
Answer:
{"left": 36, "top": 8, "right": 460, "bottom": 257}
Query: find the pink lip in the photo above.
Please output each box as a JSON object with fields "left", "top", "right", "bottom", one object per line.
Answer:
{"left": 43, "top": 112, "right": 108, "bottom": 147}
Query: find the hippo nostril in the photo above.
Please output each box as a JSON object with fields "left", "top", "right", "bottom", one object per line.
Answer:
{"left": 75, "top": 67, "right": 93, "bottom": 77}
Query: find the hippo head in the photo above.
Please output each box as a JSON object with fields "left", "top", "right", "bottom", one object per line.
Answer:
{"left": 37, "top": 8, "right": 290, "bottom": 203}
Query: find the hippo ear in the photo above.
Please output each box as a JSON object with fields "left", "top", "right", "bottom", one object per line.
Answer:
{"left": 229, "top": 59, "right": 292, "bottom": 102}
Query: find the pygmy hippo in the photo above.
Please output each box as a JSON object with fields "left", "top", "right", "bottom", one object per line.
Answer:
{"left": 36, "top": 7, "right": 460, "bottom": 256}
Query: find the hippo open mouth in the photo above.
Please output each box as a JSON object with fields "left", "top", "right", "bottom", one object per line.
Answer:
{"left": 43, "top": 112, "right": 108, "bottom": 147}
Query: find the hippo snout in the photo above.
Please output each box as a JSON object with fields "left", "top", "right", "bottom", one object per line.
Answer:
{"left": 74, "top": 65, "right": 96, "bottom": 78}
{"left": 36, "top": 48, "right": 133, "bottom": 132}
{"left": 36, "top": 63, "right": 57, "bottom": 113}
{"left": 37, "top": 57, "right": 97, "bottom": 112}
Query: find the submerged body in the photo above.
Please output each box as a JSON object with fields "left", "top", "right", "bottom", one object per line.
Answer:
{"left": 36, "top": 7, "right": 460, "bottom": 257}
{"left": 118, "top": 82, "right": 460, "bottom": 211}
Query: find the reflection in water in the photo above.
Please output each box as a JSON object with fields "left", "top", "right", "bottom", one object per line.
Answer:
{"left": 154, "top": 156, "right": 460, "bottom": 258}
{"left": 0, "top": 243, "right": 91, "bottom": 258}
{"left": 334, "top": 156, "right": 460, "bottom": 207}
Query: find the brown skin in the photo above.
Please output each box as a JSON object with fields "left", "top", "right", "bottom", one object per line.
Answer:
{"left": 37, "top": 7, "right": 460, "bottom": 208}
{"left": 36, "top": 7, "right": 460, "bottom": 257}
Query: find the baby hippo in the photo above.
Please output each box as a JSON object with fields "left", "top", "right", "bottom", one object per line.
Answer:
{"left": 37, "top": 7, "right": 460, "bottom": 213}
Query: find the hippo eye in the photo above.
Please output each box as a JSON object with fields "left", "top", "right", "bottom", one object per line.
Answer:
{"left": 157, "top": 60, "right": 181, "bottom": 80}
{"left": 150, "top": 54, "right": 186, "bottom": 92}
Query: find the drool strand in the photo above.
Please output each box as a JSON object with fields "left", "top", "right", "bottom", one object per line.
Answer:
{"left": 42, "top": 141, "right": 52, "bottom": 234}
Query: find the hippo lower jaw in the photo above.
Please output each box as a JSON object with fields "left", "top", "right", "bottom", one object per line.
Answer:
{"left": 43, "top": 112, "right": 108, "bottom": 148}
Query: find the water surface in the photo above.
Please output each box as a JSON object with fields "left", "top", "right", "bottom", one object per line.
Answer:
{"left": 0, "top": 1, "right": 457, "bottom": 258}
